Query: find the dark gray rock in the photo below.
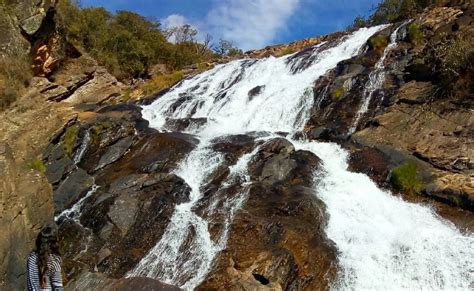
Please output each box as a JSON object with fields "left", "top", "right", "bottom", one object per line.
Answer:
{"left": 95, "top": 136, "right": 134, "bottom": 171}
{"left": 54, "top": 168, "right": 94, "bottom": 213}
{"left": 45, "top": 145, "right": 75, "bottom": 185}
{"left": 108, "top": 192, "right": 139, "bottom": 236}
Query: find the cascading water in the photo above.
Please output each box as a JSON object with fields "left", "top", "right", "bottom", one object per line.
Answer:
{"left": 129, "top": 25, "right": 473, "bottom": 290}
{"left": 55, "top": 184, "right": 99, "bottom": 222}
{"left": 348, "top": 21, "right": 409, "bottom": 135}
{"left": 73, "top": 130, "right": 91, "bottom": 164}
{"left": 292, "top": 140, "right": 473, "bottom": 290}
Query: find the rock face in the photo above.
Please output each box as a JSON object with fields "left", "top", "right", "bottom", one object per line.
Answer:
{"left": 198, "top": 138, "right": 337, "bottom": 290}
{"left": 39, "top": 104, "right": 196, "bottom": 285}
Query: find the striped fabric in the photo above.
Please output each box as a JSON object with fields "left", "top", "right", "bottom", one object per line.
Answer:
{"left": 26, "top": 252, "right": 63, "bottom": 291}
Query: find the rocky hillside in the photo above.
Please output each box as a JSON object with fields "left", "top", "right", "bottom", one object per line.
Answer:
{"left": 0, "top": 0, "right": 473, "bottom": 290}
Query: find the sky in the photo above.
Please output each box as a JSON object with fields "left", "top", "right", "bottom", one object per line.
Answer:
{"left": 80, "top": 0, "right": 382, "bottom": 51}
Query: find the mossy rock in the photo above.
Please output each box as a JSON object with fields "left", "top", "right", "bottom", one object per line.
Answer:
{"left": 330, "top": 87, "right": 345, "bottom": 101}
{"left": 61, "top": 124, "right": 80, "bottom": 157}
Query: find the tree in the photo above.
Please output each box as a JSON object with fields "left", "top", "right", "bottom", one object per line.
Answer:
{"left": 214, "top": 39, "right": 243, "bottom": 56}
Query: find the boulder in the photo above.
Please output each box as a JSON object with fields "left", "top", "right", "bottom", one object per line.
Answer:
{"left": 94, "top": 136, "right": 134, "bottom": 171}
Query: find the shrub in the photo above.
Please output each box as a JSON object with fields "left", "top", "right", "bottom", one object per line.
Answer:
{"left": 407, "top": 23, "right": 424, "bottom": 45}
{"left": 61, "top": 125, "right": 79, "bottom": 157}
{"left": 390, "top": 161, "right": 422, "bottom": 195}
{"left": 55, "top": 1, "right": 222, "bottom": 80}
{"left": 369, "top": 35, "right": 389, "bottom": 51}
{"left": 430, "top": 34, "right": 474, "bottom": 93}
{"left": 279, "top": 48, "right": 296, "bottom": 56}
{"left": 29, "top": 158, "right": 46, "bottom": 174}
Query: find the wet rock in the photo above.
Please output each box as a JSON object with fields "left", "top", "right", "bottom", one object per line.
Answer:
{"left": 54, "top": 168, "right": 94, "bottom": 213}
{"left": 108, "top": 192, "right": 139, "bottom": 236}
{"left": 248, "top": 85, "right": 265, "bottom": 100}
{"left": 199, "top": 139, "right": 337, "bottom": 290}
{"left": 44, "top": 145, "right": 75, "bottom": 185}
{"left": 67, "top": 272, "right": 181, "bottom": 291}
{"left": 164, "top": 117, "right": 207, "bottom": 131}
{"left": 94, "top": 136, "right": 134, "bottom": 171}
{"left": 248, "top": 138, "right": 297, "bottom": 186}
{"left": 348, "top": 146, "right": 394, "bottom": 186}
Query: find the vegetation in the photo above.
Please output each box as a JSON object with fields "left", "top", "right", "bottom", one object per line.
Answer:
{"left": 369, "top": 35, "right": 389, "bottom": 51}
{"left": 390, "top": 161, "right": 422, "bottom": 195}
{"left": 61, "top": 125, "right": 79, "bottom": 157}
{"left": 55, "top": 0, "right": 241, "bottom": 81}
{"left": 279, "top": 47, "right": 296, "bottom": 56}
{"left": 432, "top": 34, "right": 474, "bottom": 94}
{"left": 140, "top": 71, "right": 184, "bottom": 96}
{"left": 407, "top": 23, "right": 424, "bottom": 45}
{"left": 330, "top": 87, "right": 345, "bottom": 100}
{"left": 29, "top": 158, "right": 46, "bottom": 174}
{"left": 349, "top": 0, "right": 438, "bottom": 29}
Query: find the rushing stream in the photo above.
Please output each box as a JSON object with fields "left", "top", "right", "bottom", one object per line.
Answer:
{"left": 126, "top": 25, "right": 473, "bottom": 290}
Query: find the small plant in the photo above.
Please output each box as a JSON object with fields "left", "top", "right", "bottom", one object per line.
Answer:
{"left": 61, "top": 125, "right": 79, "bottom": 157}
{"left": 369, "top": 35, "right": 389, "bottom": 51}
{"left": 407, "top": 23, "right": 424, "bottom": 46}
{"left": 29, "top": 158, "right": 46, "bottom": 174}
{"left": 330, "top": 87, "right": 345, "bottom": 100}
{"left": 279, "top": 47, "right": 296, "bottom": 56}
{"left": 140, "top": 71, "right": 184, "bottom": 96}
{"left": 121, "top": 88, "right": 132, "bottom": 102}
{"left": 390, "top": 161, "right": 422, "bottom": 195}
{"left": 90, "top": 122, "right": 114, "bottom": 145}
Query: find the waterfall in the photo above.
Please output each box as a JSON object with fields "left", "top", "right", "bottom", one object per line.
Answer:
{"left": 292, "top": 140, "right": 473, "bottom": 290}
{"left": 348, "top": 21, "right": 409, "bottom": 134}
{"left": 55, "top": 184, "right": 99, "bottom": 222}
{"left": 73, "top": 130, "right": 91, "bottom": 164}
{"left": 129, "top": 24, "right": 473, "bottom": 290}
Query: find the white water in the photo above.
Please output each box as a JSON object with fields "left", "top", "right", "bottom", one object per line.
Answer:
{"left": 130, "top": 25, "right": 473, "bottom": 290}
{"left": 349, "top": 22, "right": 408, "bottom": 134}
{"left": 293, "top": 140, "right": 474, "bottom": 290}
{"left": 73, "top": 130, "right": 91, "bottom": 164}
{"left": 55, "top": 184, "right": 99, "bottom": 222}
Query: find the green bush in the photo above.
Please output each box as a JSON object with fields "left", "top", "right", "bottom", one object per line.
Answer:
{"left": 369, "top": 35, "right": 389, "bottom": 51}
{"left": 359, "top": 0, "right": 436, "bottom": 26}
{"left": 29, "top": 158, "right": 46, "bottom": 174}
{"left": 407, "top": 23, "right": 424, "bottom": 45}
{"left": 55, "top": 1, "right": 220, "bottom": 80}
{"left": 141, "top": 71, "right": 184, "bottom": 96}
{"left": 390, "top": 161, "right": 422, "bottom": 195}
{"left": 279, "top": 48, "right": 296, "bottom": 56}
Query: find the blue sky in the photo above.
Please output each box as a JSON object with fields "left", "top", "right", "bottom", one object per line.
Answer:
{"left": 80, "top": 0, "right": 382, "bottom": 51}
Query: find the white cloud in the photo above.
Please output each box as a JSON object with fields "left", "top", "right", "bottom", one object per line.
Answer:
{"left": 161, "top": 0, "right": 300, "bottom": 50}
{"left": 205, "top": 0, "right": 301, "bottom": 50}
{"left": 162, "top": 14, "right": 189, "bottom": 29}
